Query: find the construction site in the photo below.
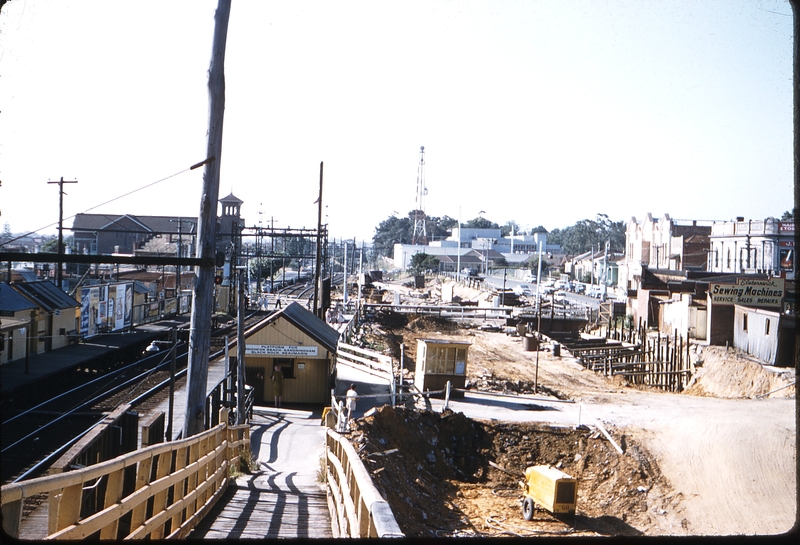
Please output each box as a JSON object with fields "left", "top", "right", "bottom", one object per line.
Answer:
{"left": 340, "top": 274, "right": 796, "bottom": 537}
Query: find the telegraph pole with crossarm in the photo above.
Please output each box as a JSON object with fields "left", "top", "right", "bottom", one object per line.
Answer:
{"left": 48, "top": 177, "right": 78, "bottom": 289}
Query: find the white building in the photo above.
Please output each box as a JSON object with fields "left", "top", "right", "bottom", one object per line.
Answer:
{"left": 707, "top": 217, "right": 794, "bottom": 281}
{"left": 393, "top": 228, "right": 559, "bottom": 271}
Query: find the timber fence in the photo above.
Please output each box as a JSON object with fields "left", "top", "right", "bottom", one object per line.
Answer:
{"left": 561, "top": 328, "right": 693, "bottom": 392}
{"left": 1, "top": 408, "right": 249, "bottom": 540}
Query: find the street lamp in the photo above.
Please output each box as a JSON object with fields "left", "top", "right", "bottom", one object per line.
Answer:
{"left": 146, "top": 328, "right": 178, "bottom": 441}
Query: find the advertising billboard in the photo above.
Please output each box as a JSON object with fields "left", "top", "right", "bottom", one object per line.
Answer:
{"left": 79, "top": 282, "right": 134, "bottom": 337}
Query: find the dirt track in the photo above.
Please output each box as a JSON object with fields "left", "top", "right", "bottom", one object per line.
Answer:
{"left": 585, "top": 390, "right": 796, "bottom": 534}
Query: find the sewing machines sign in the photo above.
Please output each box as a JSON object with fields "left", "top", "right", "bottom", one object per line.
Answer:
{"left": 709, "top": 278, "right": 784, "bottom": 308}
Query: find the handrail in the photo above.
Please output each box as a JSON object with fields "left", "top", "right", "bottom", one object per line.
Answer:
{"left": 1, "top": 408, "right": 250, "bottom": 540}
{"left": 324, "top": 428, "right": 403, "bottom": 538}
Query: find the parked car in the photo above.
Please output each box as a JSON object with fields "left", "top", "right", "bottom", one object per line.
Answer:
{"left": 574, "top": 283, "right": 586, "bottom": 294}
{"left": 586, "top": 285, "right": 604, "bottom": 298}
{"left": 554, "top": 290, "right": 569, "bottom": 303}
{"left": 554, "top": 280, "right": 570, "bottom": 291}
{"left": 514, "top": 284, "right": 533, "bottom": 296}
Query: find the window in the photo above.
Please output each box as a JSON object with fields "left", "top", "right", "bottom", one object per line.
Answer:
{"left": 765, "top": 319, "right": 770, "bottom": 335}
{"left": 455, "top": 348, "right": 467, "bottom": 375}
{"left": 432, "top": 347, "right": 445, "bottom": 374}
{"left": 274, "top": 358, "right": 295, "bottom": 379}
{"left": 714, "top": 249, "right": 718, "bottom": 268}
{"left": 742, "top": 313, "right": 748, "bottom": 332}
{"left": 442, "top": 347, "right": 455, "bottom": 374}
{"left": 425, "top": 345, "right": 466, "bottom": 375}
{"left": 726, "top": 249, "right": 731, "bottom": 269}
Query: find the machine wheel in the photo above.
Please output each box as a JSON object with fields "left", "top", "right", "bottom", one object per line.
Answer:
{"left": 522, "top": 497, "right": 535, "bottom": 521}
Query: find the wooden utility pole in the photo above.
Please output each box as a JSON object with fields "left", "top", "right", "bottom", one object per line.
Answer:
{"left": 48, "top": 177, "right": 78, "bottom": 289}
{"left": 237, "top": 269, "right": 246, "bottom": 425}
{"left": 184, "top": 0, "right": 232, "bottom": 439}
{"left": 313, "top": 162, "right": 323, "bottom": 318}
{"left": 167, "top": 327, "right": 177, "bottom": 440}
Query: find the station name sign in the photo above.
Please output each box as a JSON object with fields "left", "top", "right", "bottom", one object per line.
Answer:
{"left": 709, "top": 278, "right": 785, "bottom": 308}
{"left": 245, "top": 344, "right": 319, "bottom": 357}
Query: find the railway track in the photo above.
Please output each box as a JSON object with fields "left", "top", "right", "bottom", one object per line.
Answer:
{"left": 0, "top": 312, "right": 269, "bottom": 484}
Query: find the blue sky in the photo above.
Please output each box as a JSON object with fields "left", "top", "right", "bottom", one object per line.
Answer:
{"left": 0, "top": 0, "right": 794, "bottom": 244}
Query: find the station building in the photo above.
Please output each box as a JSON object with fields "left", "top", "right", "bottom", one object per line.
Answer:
{"left": 241, "top": 302, "right": 338, "bottom": 405}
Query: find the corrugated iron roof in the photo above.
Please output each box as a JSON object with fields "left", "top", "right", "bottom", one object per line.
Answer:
{"left": 254, "top": 302, "right": 339, "bottom": 354}
{"left": 0, "top": 282, "right": 37, "bottom": 312}
{"left": 71, "top": 213, "right": 197, "bottom": 234}
{"left": 11, "top": 281, "right": 80, "bottom": 311}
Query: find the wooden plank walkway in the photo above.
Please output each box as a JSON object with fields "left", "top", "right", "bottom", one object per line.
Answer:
{"left": 189, "top": 474, "right": 331, "bottom": 539}
{"left": 189, "top": 408, "right": 332, "bottom": 539}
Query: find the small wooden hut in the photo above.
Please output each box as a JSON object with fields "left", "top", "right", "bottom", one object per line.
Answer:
{"left": 414, "top": 338, "right": 471, "bottom": 398}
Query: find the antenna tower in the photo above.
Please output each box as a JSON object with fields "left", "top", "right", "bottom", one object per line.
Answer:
{"left": 412, "top": 145, "right": 428, "bottom": 245}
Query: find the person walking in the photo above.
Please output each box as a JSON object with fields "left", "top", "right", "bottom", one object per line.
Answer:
{"left": 271, "top": 364, "right": 284, "bottom": 408}
{"left": 345, "top": 384, "right": 358, "bottom": 426}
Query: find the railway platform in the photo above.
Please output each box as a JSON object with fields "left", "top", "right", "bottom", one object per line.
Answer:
{"left": 0, "top": 315, "right": 191, "bottom": 397}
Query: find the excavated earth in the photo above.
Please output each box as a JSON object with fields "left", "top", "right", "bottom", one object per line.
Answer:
{"left": 350, "top": 406, "right": 672, "bottom": 537}
{"left": 342, "top": 277, "right": 796, "bottom": 537}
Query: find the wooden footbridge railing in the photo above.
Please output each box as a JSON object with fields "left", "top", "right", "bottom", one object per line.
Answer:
{"left": 324, "top": 428, "right": 404, "bottom": 538}
{"left": 1, "top": 408, "right": 249, "bottom": 540}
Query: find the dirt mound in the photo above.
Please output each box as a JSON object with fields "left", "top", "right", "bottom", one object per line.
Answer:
{"left": 407, "top": 314, "right": 463, "bottom": 332}
{"left": 683, "top": 346, "right": 795, "bottom": 399}
{"left": 350, "top": 405, "right": 676, "bottom": 537}
{"left": 371, "top": 309, "right": 409, "bottom": 330}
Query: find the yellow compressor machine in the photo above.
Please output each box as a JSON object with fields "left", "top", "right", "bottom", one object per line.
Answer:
{"left": 520, "top": 465, "right": 578, "bottom": 520}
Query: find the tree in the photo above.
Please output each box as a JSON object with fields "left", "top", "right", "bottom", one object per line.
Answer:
{"left": 427, "top": 214, "right": 458, "bottom": 241}
{"left": 781, "top": 210, "right": 794, "bottom": 221}
{"left": 250, "top": 257, "right": 281, "bottom": 284}
{"left": 547, "top": 214, "right": 625, "bottom": 256}
{"left": 372, "top": 211, "right": 460, "bottom": 257}
{"left": 524, "top": 254, "right": 549, "bottom": 273}
{"left": 40, "top": 234, "right": 73, "bottom": 253}
{"left": 501, "top": 220, "right": 521, "bottom": 237}
{"left": 373, "top": 214, "right": 413, "bottom": 257}
{"left": 463, "top": 216, "right": 500, "bottom": 229}
{"left": 408, "top": 252, "right": 440, "bottom": 274}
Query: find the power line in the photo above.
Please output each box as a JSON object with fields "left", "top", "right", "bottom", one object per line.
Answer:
{"left": 1, "top": 163, "right": 196, "bottom": 248}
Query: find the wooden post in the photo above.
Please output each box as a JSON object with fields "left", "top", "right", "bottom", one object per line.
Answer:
{"left": 48, "top": 177, "right": 78, "bottom": 289}
{"left": 185, "top": 0, "right": 232, "bottom": 439}
{"left": 237, "top": 269, "right": 246, "bottom": 425}
{"left": 314, "top": 162, "right": 324, "bottom": 318}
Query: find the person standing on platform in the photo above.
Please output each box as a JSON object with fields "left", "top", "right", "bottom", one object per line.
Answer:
{"left": 271, "top": 364, "right": 283, "bottom": 408}
{"left": 346, "top": 384, "right": 358, "bottom": 425}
